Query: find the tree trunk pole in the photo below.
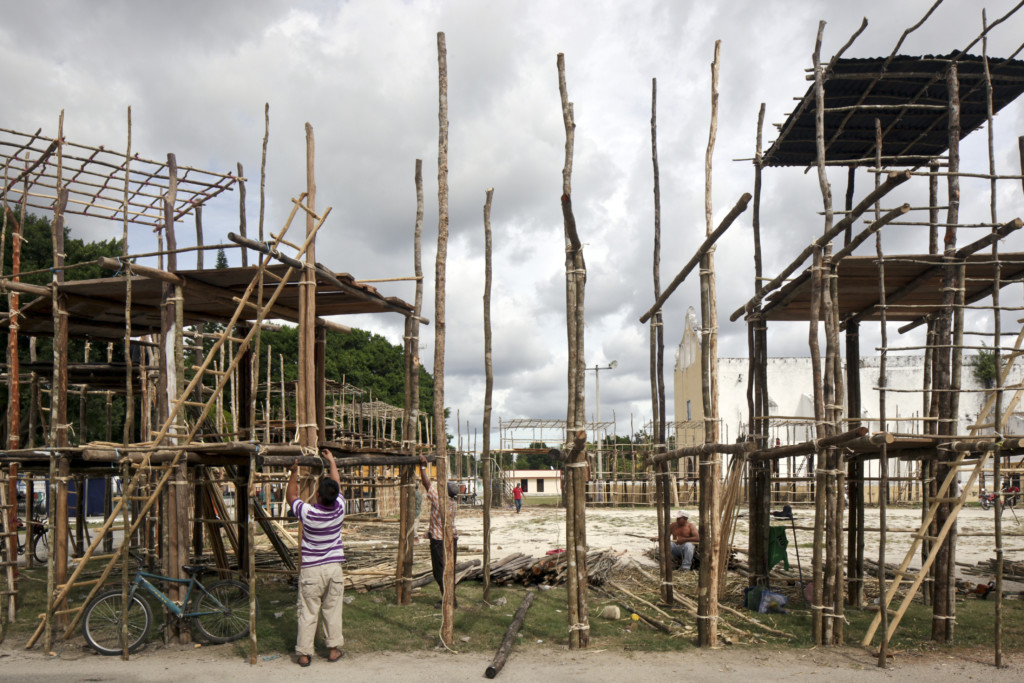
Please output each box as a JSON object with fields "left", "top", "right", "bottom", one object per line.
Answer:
{"left": 396, "top": 161, "right": 423, "bottom": 605}
{"left": 434, "top": 32, "right": 455, "bottom": 647}
{"left": 932, "top": 61, "right": 961, "bottom": 644}
{"left": 558, "top": 52, "right": 589, "bottom": 650}
{"left": 482, "top": 187, "right": 495, "bottom": 602}
{"left": 697, "top": 40, "right": 722, "bottom": 649}
{"left": 484, "top": 591, "right": 535, "bottom": 678}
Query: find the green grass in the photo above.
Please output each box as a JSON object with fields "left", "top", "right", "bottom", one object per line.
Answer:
{"left": 3, "top": 566, "right": 1022, "bottom": 659}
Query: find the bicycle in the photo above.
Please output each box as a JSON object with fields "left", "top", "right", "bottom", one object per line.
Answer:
{"left": 0, "top": 517, "right": 49, "bottom": 564}
{"left": 81, "top": 550, "right": 256, "bottom": 655}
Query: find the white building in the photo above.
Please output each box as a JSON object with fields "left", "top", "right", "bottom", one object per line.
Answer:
{"left": 507, "top": 469, "right": 562, "bottom": 497}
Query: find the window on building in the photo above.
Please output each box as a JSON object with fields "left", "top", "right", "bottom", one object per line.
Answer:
{"left": 520, "top": 479, "right": 528, "bottom": 493}
{"left": 686, "top": 400, "right": 692, "bottom": 421}
{"left": 536, "top": 478, "right": 544, "bottom": 493}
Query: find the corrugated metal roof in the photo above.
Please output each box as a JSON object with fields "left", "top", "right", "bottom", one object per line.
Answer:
{"left": 764, "top": 54, "right": 1024, "bottom": 167}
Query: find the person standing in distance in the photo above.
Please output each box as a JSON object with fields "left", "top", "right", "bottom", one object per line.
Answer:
{"left": 287, "top": 449, "right": 346, "bottom": 666}
{"left": 418, "top": 454, "right": 458, "bottom": 608}
{"left": 512, "top": 483, "right": 523, "bottom": 513}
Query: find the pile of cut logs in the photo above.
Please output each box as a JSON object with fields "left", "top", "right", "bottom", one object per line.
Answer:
{"left": 959, "top": 557, "right": 1024, "bottom": 582}
{"left": 462, "top": 549, "right": 626, "bottom": 587}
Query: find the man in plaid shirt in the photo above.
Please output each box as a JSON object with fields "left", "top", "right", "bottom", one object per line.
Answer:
{"left": 418, "top": 454, "right": 458, "bottom": 608}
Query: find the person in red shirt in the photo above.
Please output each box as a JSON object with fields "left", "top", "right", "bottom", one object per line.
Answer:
{"left": 513, "top": 484, "right": 523, "bottom": 513}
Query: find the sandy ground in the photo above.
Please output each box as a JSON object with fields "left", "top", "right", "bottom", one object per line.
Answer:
{"left": 455, "top": 503, "right": 1024, "bottom": 588}
{"left": 0, "top": 641, "right": 1019, "bottom": 682}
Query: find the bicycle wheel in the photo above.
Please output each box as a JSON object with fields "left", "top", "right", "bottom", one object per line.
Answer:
{"left": 190, "top": 580, "right": 255, "bottom": 643}
{"left": 32, "top": 530, "right": 48, "bottom": 564}
{"left": 82, "top": 589, "right": 152, "bottom": 655}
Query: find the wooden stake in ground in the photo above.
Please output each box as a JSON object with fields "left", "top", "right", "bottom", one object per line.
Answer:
{"left": 649, "top": 77, "right": 673, "bottom": 605}
{"left": 482, "top": 187, "right": 495, "bottom": 602}
{"left": 397, "top": 159, "right": 424, "bottom": 606}
{"left": 434, "top": 31, "right": 455, "bottom": 648}
{"left": 485, "top": 591, "right": 535, "bottom": 679}
{"left": 697, "top": 40, "right": 722, "bottom": 649}
{"left": 557, "top": 51, "right": 589, "bottom": 650}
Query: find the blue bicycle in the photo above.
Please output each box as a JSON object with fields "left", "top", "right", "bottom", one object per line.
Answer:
{"left": 82, "top": 550, "right": 256, "bottom": 655}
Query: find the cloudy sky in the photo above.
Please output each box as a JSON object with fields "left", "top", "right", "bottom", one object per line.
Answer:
{"left": 4, "top": 0, "right": 1024, "bottom": 447}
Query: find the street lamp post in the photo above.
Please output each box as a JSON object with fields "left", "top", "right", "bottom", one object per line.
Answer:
{"left": 589, "top": 361, "right": 617, "bottom": 485}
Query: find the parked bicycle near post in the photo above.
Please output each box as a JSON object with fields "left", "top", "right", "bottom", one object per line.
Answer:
{"left": 0, "top": 516, "right": 49, "bottom": 564}
{"left": 82, "top": 549, "right": 255, "bottom": 655}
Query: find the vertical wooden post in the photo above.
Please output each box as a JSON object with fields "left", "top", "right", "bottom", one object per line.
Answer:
{"left": 695, "top": 40, "right": 723, "bottom": 649}
{"left": 237, "top": 162, "right": 247, "bottom": 267}
{"left": 434, "top": 32, "right": 456, "bottom": 647}
{"left": 49, "top": 114, "right": 70, "bottom": 640}
{"left": 932, "top": 61, "right": 960, "bottom": 644}
{"left": 649, "top": 77, "right": 673, "bottom": 604}
{"left": 482, "top": 187, "right": 494, "bottom": 602}
{"left": 874, "top": 117, "right": 891, "bottom": 667}
{"left": 558, "top": 51, "right": 590, "bottom": 650}
{"left": 246, "top": 456, "right": 257, "bottom": 664}
{"left": 397, "top": 159, "right": 424, "bottom": 605}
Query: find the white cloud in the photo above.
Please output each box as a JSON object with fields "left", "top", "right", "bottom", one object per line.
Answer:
{"left": 4, "top": 0, "right": 1024, "bottom": 444}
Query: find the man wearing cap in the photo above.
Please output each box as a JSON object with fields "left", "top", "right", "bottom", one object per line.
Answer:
{"left": 669, "top": 510, "right": 699, "bottom": 571}
{"left": 418, "top": 454, "right": 459, "bottom": 607}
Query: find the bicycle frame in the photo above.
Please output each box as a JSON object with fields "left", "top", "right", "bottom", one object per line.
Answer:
{"left": 130, "top": 569, "right": 229, "bottom": 620}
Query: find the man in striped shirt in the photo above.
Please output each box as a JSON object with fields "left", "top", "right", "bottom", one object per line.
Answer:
{"left": 287, "top": 449, "right": 345, "bottom": 666}
{"left": 418, "top": 454, "right": 458, "bottom": 608}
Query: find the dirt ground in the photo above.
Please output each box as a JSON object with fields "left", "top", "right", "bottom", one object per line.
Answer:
{"left": 455, "top": 503, "right": 1024, "bottom": 590}
{"left": 0, "top": 640, "right": 1019, "bottom": 682}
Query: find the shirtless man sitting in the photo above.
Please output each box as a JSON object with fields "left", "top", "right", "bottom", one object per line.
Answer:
{"left": 668, "top": 510, "right": 699, "bottom": 570}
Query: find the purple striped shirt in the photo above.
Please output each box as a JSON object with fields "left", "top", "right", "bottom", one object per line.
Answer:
{"left": 291, "top": 495, "right": 346, "bottom": 567}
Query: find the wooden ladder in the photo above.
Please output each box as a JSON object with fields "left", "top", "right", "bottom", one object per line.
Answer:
{"left": 26, "top": 195, "right": 329, "bottom": 648}
{"left": 0, "top": 469, "right": 17, "bottom": 628}
{"left": 860, "top": 448, "right": 991, "bottom": 648}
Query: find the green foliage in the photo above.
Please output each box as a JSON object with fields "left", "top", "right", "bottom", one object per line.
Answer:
{"left": 0, "top": 213, "right": 127, "bottom": 446}
{"left": 215, "top": 248, "right": 228, "bottom": 270}
{"left": 257, "top": 325, "right": 434, "bottom": 414}
{"left": 515, "top": 442, "right": 556, "bottom": 469}
{"left": 973, "top": 346, "right": 997, "bottom": 386}
{"left": 1, "top": 212, "right": 123, "bottom": 288}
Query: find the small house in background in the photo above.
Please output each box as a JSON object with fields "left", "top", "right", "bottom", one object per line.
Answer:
{"left": 507, "top": 469, "right": 562, "bottom": 497}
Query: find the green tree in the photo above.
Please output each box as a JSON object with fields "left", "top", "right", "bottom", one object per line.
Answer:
{"left": 515, "top": 442, "right": 555, "bottom": 469}
{"left": 0, "top": 213, "right": 126, "bottom": 446}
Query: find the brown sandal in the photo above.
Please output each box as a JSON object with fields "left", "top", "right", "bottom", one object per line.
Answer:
{"left": 327, "top": 649, "right": 344, "bottom": 662}
{"left": 297, "top": 654, "right": 311, "bottom": 667}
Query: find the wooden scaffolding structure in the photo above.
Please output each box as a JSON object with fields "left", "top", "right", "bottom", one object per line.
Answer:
{"left": 0, "top": 113, "right": 430, "bottom": 660}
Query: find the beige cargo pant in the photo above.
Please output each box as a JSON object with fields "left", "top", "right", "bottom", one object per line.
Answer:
{"left": 295, "top": 562, "right": 345, "bottom": 657}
